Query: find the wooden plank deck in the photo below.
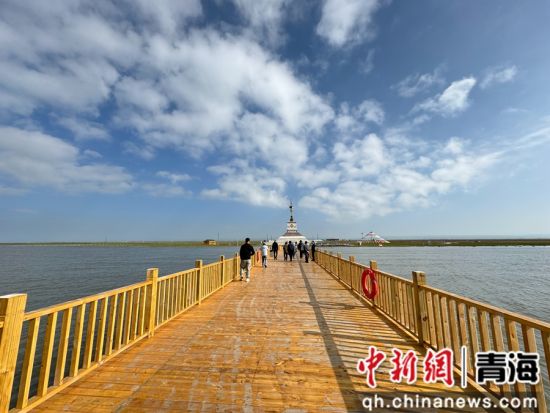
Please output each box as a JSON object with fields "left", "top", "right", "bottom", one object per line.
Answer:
{"left": 30, "top": 257, "right": 496, "bottom": 412}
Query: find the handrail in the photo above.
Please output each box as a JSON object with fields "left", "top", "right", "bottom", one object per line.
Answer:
{"left": 0, "top": 250, "right": 259, "bottom": 413}
{"left": 23, "top": 281, "right": 151, "bottom": 321}
{"left": 422, "top": 284, "right": 550, "bottom": 333}
{"left": 315, "top": 249, "right": 550, "bottom": 412}
{"left": 158, "top": 268, "right": 197, "bottom": 281}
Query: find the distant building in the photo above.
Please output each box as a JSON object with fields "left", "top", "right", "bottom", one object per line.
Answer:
{"left": 203, "top": 239, "right": 217, "bottom": 246}
{"left": 276, "top": 202, "right": 308, "bottom": 245}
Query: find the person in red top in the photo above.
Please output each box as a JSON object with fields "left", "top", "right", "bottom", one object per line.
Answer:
{"left": 239, "top": 237, "right": 255, "bottom": 282}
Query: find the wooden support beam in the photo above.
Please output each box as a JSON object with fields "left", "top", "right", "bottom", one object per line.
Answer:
{"left": 0, "top": 294, "right": 27, "bottom": 413}
{"left": 145, "top": 268, "right": 159, "bottom": 337}
{"left": 195, "top": 260, "right": 203, "bottom": 305}
{"left": 412, "top": 271, "right": 426, "bottom": 346}
{"left": 220, "top": 255, "right": 225, "bottom": 288}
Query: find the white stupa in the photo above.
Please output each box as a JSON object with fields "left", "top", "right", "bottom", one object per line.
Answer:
{"left": 277, "top": 202, "right": 308, "bottom": 244}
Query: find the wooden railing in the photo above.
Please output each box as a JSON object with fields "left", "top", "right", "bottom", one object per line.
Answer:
{"left": 316, "top": 250, "right": 550, "bottom": 412}
{"left": 0, "top": 252, "right": 259, "bottom": 412}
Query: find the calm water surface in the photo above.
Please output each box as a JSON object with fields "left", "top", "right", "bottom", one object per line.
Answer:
{"left": 0, "top": 246, "right": 240, "bottom": 311}
{"left": 327, "top": 246, "right": 550, "bottom": 322}
{"left": 0, "top": 246, "right": 549, "bottom": 323}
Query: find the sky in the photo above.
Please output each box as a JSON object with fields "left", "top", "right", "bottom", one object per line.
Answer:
{"left": 1, "top": 0, "right": 549, "bottom": 242}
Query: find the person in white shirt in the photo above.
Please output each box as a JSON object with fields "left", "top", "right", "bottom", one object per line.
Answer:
{"left": 261, "top": 241, "right": 269, "bottom": 268}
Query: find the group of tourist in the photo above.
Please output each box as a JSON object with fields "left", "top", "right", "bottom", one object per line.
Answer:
{"left": 238, "top": 238, "right": 317, "bottom": 282}
{"left": 279, "top": 240, "right": 315, "bottom": 263}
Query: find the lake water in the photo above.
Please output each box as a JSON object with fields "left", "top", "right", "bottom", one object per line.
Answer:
{"left": 0, "top": 246, "right": 240, "bottom": 311}
{"left": 325, "top": 246, "right": 550, "bottom": 322}
{"left": 0, "top": 245, "right": 548, "bottom": 323}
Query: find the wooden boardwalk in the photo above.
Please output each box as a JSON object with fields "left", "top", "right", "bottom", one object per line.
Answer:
{"left": 30, "top": 258, "right": 494, "bottom": 412}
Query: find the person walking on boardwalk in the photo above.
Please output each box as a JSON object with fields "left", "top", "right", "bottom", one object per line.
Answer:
{"left": 288, "top": 241, "right": 295, "bottom": 261}
{"left": 283, "top": 241, "right": 288, "bottom": 261}
{"left": 271, "top": 240, "right": 279, "bottom": 260}
{"left": 239, "top": 237, "right": 255, "bottom": 282}
{"left": 303, "top": 241, "right": 310, "bottom": 263}
{"left": 261, "top": 241, "right": 269, "bottom": 268}
{"left": 311, "top": 240, "right": 316, "bottom": 262}
{"left": 298, "top": 240, "right": 303, "bottom": 260}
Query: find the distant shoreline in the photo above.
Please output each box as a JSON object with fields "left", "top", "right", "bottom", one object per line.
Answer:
{"left": 321, "top": 239, "right": 550, "bottom": 247}
{"left": 1, "top": 239, "right": 549, "bottom": 247}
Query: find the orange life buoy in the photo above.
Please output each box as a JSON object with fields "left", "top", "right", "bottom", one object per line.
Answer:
{"left": 361, "top": 268, "right": 378, "bottom": 299}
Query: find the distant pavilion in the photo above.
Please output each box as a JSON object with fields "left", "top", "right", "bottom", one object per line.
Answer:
{"left": 276, "top": 202, "right": 308, "bottom": 244}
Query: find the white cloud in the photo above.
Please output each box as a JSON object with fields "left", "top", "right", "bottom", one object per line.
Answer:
{"left": 202, "top": 163, "right": 288, "bottom": 207}
{"left": 501, "top": 107, "right": 528, "bottom": 115}
{"left": 316, "top": 0, "right": 383, "bottom": 47}
{"left": 56, "top": 117, "right": 109, "bottom": 141}
{"left": 0, "top": 1, "right": 335, "bottom": 207}
{"left": 358, "top": 100, "right": 385, "bottom": 124}
{"left": 0, "top": 127, "right": 133, "bottom": 193}
{"left": 232, "top": 113, "right": 310, "bottom": 172}
{"left": 443, "top": 137, "right": 464, "bottom": 155}
{"left": 360, "top": 50, "right": 375, "bottom": 75}
{"left": 129, "top": 0, "right": 202, "bottom": 36}
{"left": 333, "top": 133, "right": 389, "bottom": 177}
{"left": 156, "top": 171, "right": 191, "bottom": 184}
{"left": 0, "top": 1, "right": 525, "bottom": 219}
{"left": 230, "top": 0, "right": 291, "bottom": 46}
{"left": 335, "top": 100, "right": 384, "bottom": 135}
{"left": 0, "top": 1, "right": 143, "bottom": 115}
{"left": 143, "top": 183, "right": 190, "bottom": 197}
{"left": 414, "top": 77, "right": 477, "bottom": 117}
{"left": 299, "top": 135, "right": 500, "bottom": 220}
{"left": 294, "top": 167, "right": 340, "bottom": 188}
{"left": 123, "top": 141, "right": 156, "bottom": 160}
{"left": 114, "top": 77, "right": 170, "bottom": 115}
{"left": 480, "top": 65, "right": 518, "bottom": 89}
{"left": 0, "top": 185, "right": 26, "bottom": 196}
{"left": 393, "top": 68, "right": 445, "bottom": 97}
{"left": 141, "top": 169, "right": 192, "bottom": 197}
{"left": 300, "top": 180, "right": 395, "bottom": 218}
{"left": 82, "top": 149, "right": 102, "bottom": 159}
{"left": 118, "top": 30, "right": 333, "bottom": 158}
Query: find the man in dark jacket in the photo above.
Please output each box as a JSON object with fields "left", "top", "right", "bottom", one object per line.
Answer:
{"left": 287, "top": 241, "right": 295, "bottom": 261}
{"left": 311, "top": 241, "right": 316, "bottom": 261}
{"left": 271, "top": 240, "right": 279, "bottom": 260}
{"left": 239, "top": 237, "right": 255, "bottom": 282}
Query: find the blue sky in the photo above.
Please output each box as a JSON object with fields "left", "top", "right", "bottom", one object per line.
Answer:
{"left": 1, "top": 0, "right": 549, "bottom": 241}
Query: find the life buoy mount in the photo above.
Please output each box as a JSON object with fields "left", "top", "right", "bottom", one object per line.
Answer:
{"left": 361, "top": 268, "right": 379, "bottom": 299}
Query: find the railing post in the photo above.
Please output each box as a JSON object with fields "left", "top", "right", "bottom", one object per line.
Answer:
{"left": 370, "top": 261, "right": 378, "bottom": 306}
{"left": 145, "top": 268, "right": 158, "bottom": 337}
{"left": 337, "top": 253, "right": 342, "bottom": 278}
{"left": 0, "top": 293, "right": 27, "bottom": 413}
{"left": 195, "top": 260, "right": 203, "bottom": 305}
{"left": 349, "top": 256, "right": 355, "bottom": 290}
{"left": 412, "top": 271, "right": 426, "bottom": 346}
{"left": 234, "top": 253, "right": 239, "bottom": 280}
{"left": 220, "top": 255, "right": 225, "bottom": 288}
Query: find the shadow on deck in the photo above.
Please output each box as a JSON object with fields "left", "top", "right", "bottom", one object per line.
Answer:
{"left": 30, "top": 258, "right": 496, "bottom": 412}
